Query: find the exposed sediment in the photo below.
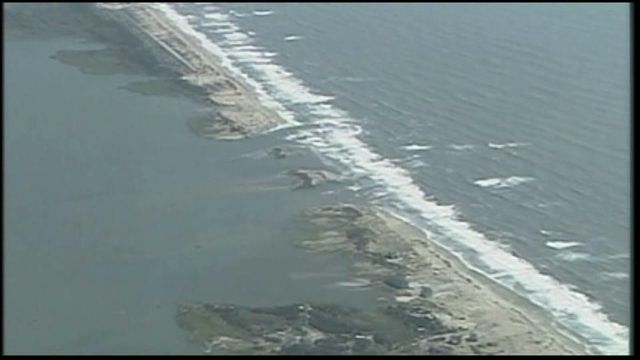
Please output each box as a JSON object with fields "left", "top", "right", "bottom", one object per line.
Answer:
{"left": 176, "top": 204, "right": 587, "bottom": 355}
{"left": 92, "top": 3, "right": 287, "bottom": 139}
{"left": 176, "top": 301, "right": 454, "bottom": 355}
{"left": 297, "top": 205, "right": 588, "bottom": 355}
{"left": 288, "top": 169, "right": 341, "bottom": 190}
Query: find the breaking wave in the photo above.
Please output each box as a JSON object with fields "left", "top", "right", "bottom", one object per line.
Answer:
{"left": 556, "top": 251, "right": 592, "bottom": 262}
{"left": 284, "top": 35, "right": 304, "bottom": 42}
{"left": 473, "top": 176, "right": 535, "bottom": 189}
{"left": 488, "top": 142, "right": 530, "bottom": 149}
{"left": 253, "top": 10, "right": 274, "bottom": 16}
{"left": 449, "top": 144, "right": 475, "bottom": 151}
{"left": 546, "top": 241, "right": 582, "bottom": 250}
{"left": 601, "top": 272, "right": 629, "bottom": 280}
{"left": 153, "top": 4, "right": 629, "bottom": 354}
{"left": 402, "top": 144, "right": 432, "bottom": 151}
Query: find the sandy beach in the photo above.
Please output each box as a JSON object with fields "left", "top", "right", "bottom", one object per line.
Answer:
{"left": 93, "top": 3, "right": 287, "bottom": 139}
{"left": 89, "top": 3, "right": 592, "bottom": 355}
{"left": 5, "top": 2, "right": 628, "bottom": 355}
{"left": 296, "top": 205, "right": 588, "bottom": 355}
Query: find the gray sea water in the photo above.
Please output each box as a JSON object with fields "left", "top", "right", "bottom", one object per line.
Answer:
{"left": 4, "top": 3, "right": 630, "bottom": 355}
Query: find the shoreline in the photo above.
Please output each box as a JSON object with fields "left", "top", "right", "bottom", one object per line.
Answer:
{"left": 380, "top": 210, "right": 590, "bottom": 355}
{"left": 297, "top": 204, "right": 589, "bottom": 355}
{"left": 92, "top": 3, "right": 288, "bottom": 139}
{"left": 84, "top": 3, "right": 613, "bottom": 355}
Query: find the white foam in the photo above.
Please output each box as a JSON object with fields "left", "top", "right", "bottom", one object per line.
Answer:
{"left": 284, "top": 35, "right": 304, "bottom": 41}
{"left": 395, "top": 295, "right": 419, "bottom": 303}
{"left": 154, "top": 4, "right": 298, "bottom": 126}
{"left": 488, "top": 142, "right": 530, "bottom": 149}
{"left": 229, "top": 45, "right": 260, "bottom": 51}
{"left": 546, "top": 241, "right": 582, "bottom": 250}
{"left": 251, "top": 63, "right": 335, "bottom": 104}
{"left": 601, "top": 272, "right": 629, "bottom": 280}
{"left": 539, "top": 229, "right": 563, "bottom": 237}
{"left": 348, "top": 184, "right": 362, "bottom": 192}
{"left": 474, "top": 176, "right": 534, "bottom": 189}
{"left": 201, "top": 21, "right": 224, "bottom": 28}
{"left": 449, "top": 144, "right": 475, "bottom": 151}
{"left": 228, "top": 10, "right": 250, "bottom": 18}
{"left": 204, "top": 12, "right": 230, "bottom": 21}
{"left": 253, "top": 10, "right": 274, "bottom": 16}
{"left": 403, "top": 144, "right": 432, "bottom": 151}
{"left": 223, "top": 32, "right": 251, "bottom": 42}
{"left": 556, "top": 251, "right": 592, "bottom": 262}
{"left": 334, "top": 278, "right": 371, "bottom": 288}
{"left": 160, "top": 5, "right": 628, "bottom": 354}
{"left": 607, "top": 253, "right": 630, "bottom": 260}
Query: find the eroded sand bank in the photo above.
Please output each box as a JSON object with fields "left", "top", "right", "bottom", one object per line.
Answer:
{"left": 93, "top": 3, "right": 287, "bottom": 139}
{"left": 87, "top": 4, "right": 589, "bottom": 355}
{"left": 176, "top": 205, "right": 587, "bottom": 355}
{"left": 300, "top": 205, "right": 587, "bottom": 355}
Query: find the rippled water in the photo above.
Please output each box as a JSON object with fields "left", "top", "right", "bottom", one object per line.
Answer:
{"left": 170, "top": 3, "right": 629, "bottom": 354}
{"left": 4, "top": 3, "right": 629, "bottom": 355}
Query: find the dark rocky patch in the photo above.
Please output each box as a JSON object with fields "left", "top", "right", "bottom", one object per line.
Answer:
{"left": 382, "top": 304, "right": 448, "bottom": 336}
{"left": 345, "top": 226, "right": 375, "bottom": 251}
{"left": 446, "top": 334, "right": 463, "bottom": 346}
{"left": 419, "top": 286, "right": 434, "bottom": 298}
{"left": 428, "top": 344, "right": 454, "bottom": 355}
{"left": 382, "top": 273, "right": 410, "bottom": 290}
{"left": 268, "top": 147, "right": 288, "bottom": 159}
{"left": 288, "top": 169, "right": 339, "bottom": 190}
{"left": 465, "top": 332, "right": 478, "bottom": 342}
{"left": 176, "top": 301, "right": 456, "bottom": 355}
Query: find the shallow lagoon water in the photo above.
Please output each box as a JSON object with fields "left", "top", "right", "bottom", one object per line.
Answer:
{"left": 4, "top": 36, "right": 378, "bottom": 354}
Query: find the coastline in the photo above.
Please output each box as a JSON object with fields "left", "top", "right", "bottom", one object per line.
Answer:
{"left": 92, "top": 3, "right": 288, "bottom": 139}
{"left": 83, "top": 3, "right": 603, "bottom": 355}
{"left": 6, "top": 3, "right": 628, "bottom": 355}
{"left": 383, "top": 210, "right": 590, "bottom": 355}
{"left": 297, "top": 205, "right": 588, "bottom": 355}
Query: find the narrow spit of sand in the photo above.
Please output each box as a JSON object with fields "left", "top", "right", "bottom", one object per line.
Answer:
{"left": 90, "top": 4, "right": 589, "bottom": 355}
{"left": 93, "top": 3, "right": 287, "bottom": 140}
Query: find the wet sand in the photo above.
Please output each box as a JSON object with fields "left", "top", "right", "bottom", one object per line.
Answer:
{"left": 19, "top": 3, "right": 592, "bottom": 355}
{"left": 297, "top": 205, "right": 588, "bottom": 355}
{"left": 92, "top": 3, "right": 287, "bottom": 139}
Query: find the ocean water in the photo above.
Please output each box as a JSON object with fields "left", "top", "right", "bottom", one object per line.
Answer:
{"left": 167, "top": 2, "right": 630, "bottom": 354}
{"left": 4, "top": 3, "right": 630, "bottom": 355}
